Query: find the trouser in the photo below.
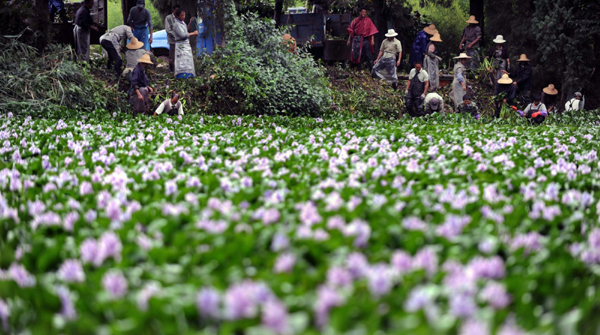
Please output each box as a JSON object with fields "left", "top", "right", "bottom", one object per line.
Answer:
{"left": 518, "top": 86, "right": 531, "bottom": 105}
{"left": 406, "top": 94, "right": 425, "bottom": 117}
{"left": 465, "top": 46, "right": 478, "bottom": 69}
{"left": 169, "top": 43, "right": 175, "bottom": 72}
{"left": 73, "top": 25, "right": 90, "bottom": 62}
{"left": 351, "top": 37, "right": 373, "bottom": 70}
{"left": 133, "top": 26, "right": 150, "bottom": 51}
{"left": 130, "top": 87, "right": 150, "bottom": 115}
{"left": 101, "top": 40, "right": 122, "bottom": 77}
{"left": 189, "top": 35, "right": 197, "bottom": 58}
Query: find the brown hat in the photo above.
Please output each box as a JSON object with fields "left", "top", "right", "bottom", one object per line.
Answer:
{"left": 126, "top": 37, "right": 144, "bottom": 50}
{"left": 454, "top": 52, "right": 471, "bottom": 59}
{"left": 543, "top": 84, "right": 558, "bottom": 95}
{"left": 430, "top": 33, "right": 442, "bottom": 43}
{"left": 497, "top": 73, "right": 513, "bottom": 84}
{"left": 423, "top": 24, "right": 438, "bottom": 35}
{"left": 517, "top": 54, "right": 530, "bottom": 62}
{"left": 137, "top": 53, "right": 153, "bottom": 65}
{"left": 466, "top": 15, "right": 479, "bottom": 24}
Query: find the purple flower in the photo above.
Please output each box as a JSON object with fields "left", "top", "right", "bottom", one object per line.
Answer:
{"left": 273, "top": 253, "right": 296, "bottom": 273}
{"left": 326, "top": 266, "right": 353, "bottom": 287}
{"left": 57, "top": 259, "right": 85, "bottom": 283}
{"left": 343, "top": 219, "right": 371, "bottom": 248}
{"left": 326, "top": 216, "right": 346, "bottom": 230}
{"left": 449, "top": 292, "right": 476, "bottom": 318}
{"left": 261, "top": 299, "right": 289, "bottom": 334}
{"left": 271, "top": 232, "right": 290, "bottom": 252}
{"left": 224, "top": 281, "right": 272, "bottom": 320}
{"left": 105, "top": 199, "right": 123, "bottom": 222}
{"left": 412, "top": 247, "right": 438, "bottom": 276}
{"left": 102, "top": 271, "right": 128, "bottom": 299}
{"left": 314, "top": 285, "right": 344, "bottom": 327}
{"left": 79, "top": 181, "right": 93, "bottom": 196}
{"left": 63, "top": 212, "right": 79, "bottom": 232}
{"left": 366, "top": 264, "right": 393, "bottom": 297}
{"left": 298, "top": 202, "right": 322, "bottom": 226}
{"left": 390, "top": 250, "right": 413, "bottom": 274}
{"left": 8, "top": 263, "right": 36, "bottom": 287}
{"left": 460, "top": 319, "right": 489, "bottom": 335}
{"left": 85, "top": 210, "right": 97, "bottom": 223}
{"left": 137, "top": 283, "right": 160, "bottom": 311}
{"left": 404, "top": 286, "right": 433, "bottom": 312}
{"left": 80, "top": 238, "right": 98, "bottom": 264}
{"left": 346, "top": 252, "right": 369, "bottom": 278}
{"left": 94, "top": 231, "right": 122, "bottom": 266}
{"left": 196, "top": 286, "right": 221, "bottom": 318}
{"left": 436, "top": 215, "right": 472, "bottom": 239}
{"left": 468, "top": 256, "right": 505, "bottom": 279}
{"left": 588, "top": 228, "right": 600, "bottom": 249}
{"left": 56, "top": 286, "right": 77, "bottom": 320}
{"left": 0, "top": 299, "right": 9, "bottom": 332}
{"left": 165, "top": 180, "right": 177, "bottom": 196}
{"left": 479, "top": 282, "right": 510, "bottom": 309}
{"left": 402, "top": 216, "right": 428, "bottom": 231}
{"left": 262, "top": 208, "right": 280, "bottom": 225}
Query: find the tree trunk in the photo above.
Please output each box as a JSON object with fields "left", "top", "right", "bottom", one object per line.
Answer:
{"left": 274, "top": 0, "right": 283, "bottom": 27}
{"left": 35, "top": 0, "right": 51, "bottom": 53}
{"left": 470, "top": 0, "right": 484, "bottom": 47}
{"left": 122, "top": 0, "right": 137, "bottom": 26}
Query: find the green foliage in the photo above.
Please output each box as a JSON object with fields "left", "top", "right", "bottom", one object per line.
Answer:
{"left": 0, "top": 37, "right": 127, "bottom": 117}
{"left": 196, "top": 12, "right": 332, "bottom": 116}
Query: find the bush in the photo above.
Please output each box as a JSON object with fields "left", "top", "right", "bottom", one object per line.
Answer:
{"left": 196, "top": 13, "right": 332, "bottom": 117}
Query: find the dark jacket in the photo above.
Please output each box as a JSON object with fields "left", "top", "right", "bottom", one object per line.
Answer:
{"left": 512, "top": 63, "right": 532, "bottom": 91}
{"left": 487, "top": 46, "right": 509, "bottom": 60}
{"left": 130, "top": 63, "right": 148, "bottom": 91}
{"left": 75, "top": 6, "right": 93, "bottom": 31}
{"left": 495, "top": 83, "right": 516, "bottom": 103}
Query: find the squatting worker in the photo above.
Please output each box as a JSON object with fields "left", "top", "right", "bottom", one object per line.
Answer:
{"left": 154, "top": 92, "right": 185, "bottom": 116}
{"left": 347, "top": 8, "right": 378, "bottom": 70}
{"left": 459, "top": 15, "right": 481, "bottom": 69}
{"left": 129, "top": 54, "right": 154, "bottom": 115}
{"left": 165, "top": 4, "right": 180, "bottom": 72}
{"left": 451, "top": 53, "right": 471, "bottom": 109}
{"left": 518, "top": 93, "right": 547, "bottom": 124}
{"left": 127, "top": 0, "right": 153, "bottom": 51}
{"left": 73, "top": 0, "right": 98, "bottom": 62}
{"left": 371, "top": 29, "right": 402, "bottom": 90}
{"left": 494, "top": 74, "right": 517, "bottom": 117}
{"left": 99, "top": 25, "right": 135, "bottom": 78}
{"left": 542, "top": 84, "right": 559, "bottom": 113}
{"left": 506, "top": 54, "right": 533, "bottom": 105}
{"left": 424, "top": 92, "right": 444, "bottom": 114}
{"left": 122, "top": 37, "right": 150, "bottom": 80}
{"left": 565, "top": 92, "right": 584, "bottom": 111}
{"left": 457, "top": 94, "right": 479, "bottom": 120}
{"left": 405, "top": 61, "right": 430, "bottom": 117}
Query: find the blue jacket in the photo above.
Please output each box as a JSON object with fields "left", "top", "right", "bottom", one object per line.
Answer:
{"left": 409, "top": 30, "right": 429, "bottom": 66}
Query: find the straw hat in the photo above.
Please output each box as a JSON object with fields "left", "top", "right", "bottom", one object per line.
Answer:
{"left": 543, "top": 84, "right": 558, "bottom": 95}
{"left": 423, "top": 24, "right": 438, "bottom": 35}
{"left": 385, "top": 29, "right": 398, "bottom": 37}
{"left": 126, "top": 37, "right": 144, "bottom": 50}
{"left": 137, "top": 54, "right": 153, "bottom": 65}
{"left": 430, "top": 33, "right": 442, "bottom": 42}
{"left": 497, "top": 74, "right": 513, "bottom": 84}
{"left": 454, "top": 52, "right": 472, "bottom": 59}
{"left": 492, "top": 35, "right": 506, "bottom": 44}
{"left": 466, "top": 15, "right": 479, "bottom": 24}
{"left": 517, "top": 54, "right": 530, "bottom": 62}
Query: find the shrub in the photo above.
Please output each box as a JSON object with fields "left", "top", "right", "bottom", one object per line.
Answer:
{"left": 196, "top": 13, "right": 332, "bottom": 117}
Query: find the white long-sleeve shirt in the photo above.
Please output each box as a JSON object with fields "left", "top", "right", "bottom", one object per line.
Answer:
{"left": 155, "top": 99, "right": 184, "bottom": 116}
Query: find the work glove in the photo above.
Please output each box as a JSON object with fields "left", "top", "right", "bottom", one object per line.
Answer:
{"left": 404, "top": 89, "right": 409, "bottom": 95}
{"left": 517, "top": 110, "right": 524, "bottom": 116}
{"left": 475, "top": 114, "right": 480, "bottom": 120}
{"left": 420, "top": 94, "right": 425, "bottom": 99}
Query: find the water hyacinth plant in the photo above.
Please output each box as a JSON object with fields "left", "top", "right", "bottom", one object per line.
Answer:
{"left": 0, "top": 112, "right": 599, "bottom": 334}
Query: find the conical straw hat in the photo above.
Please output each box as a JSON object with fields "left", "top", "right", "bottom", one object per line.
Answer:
{"left": 497, "top": 73, "right": 513, "bottom": 84}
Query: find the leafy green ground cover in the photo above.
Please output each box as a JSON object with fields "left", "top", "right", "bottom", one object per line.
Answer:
{"left": 1, "top": 113, "right": 600, "bottom": 334}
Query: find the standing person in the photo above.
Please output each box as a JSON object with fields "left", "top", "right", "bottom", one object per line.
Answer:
{"left": 404, "top": 61, "right": 430, "bottom": 117}
{"left": 371, "top": 29, "right": 402, "bottom": 89}
{"left": 450, "top": 53, "right": 470, "bottom": 109}
{"left": 423, "top": 33, "right": 442, "bottom": 91}
{"left": 173, "top": 9, "right": 199, "bottom": 79}
{"left": 518, "top": 94, "right": 547, "bottom": 124}
{"left": 486, "top": 35, "right": 510, "bottom": 80}
{"left": 565, "top": 92, "right": 584, "bottom": 111}
{"left": 154, "top": 92, "right": 185, "bottom": 116}
{"left": 494, "top": 74, "right": 516, "bottom": 117}
{"left": 410, "top": 24, "right": 437, "bottom": 67}
{"left": 129, "top": 54, "right": 154, "bottom": 115}
{"left": 459, "top": 15, "right": 481, "bottom": 69}
{"left": 122, "top": 37, "right": 150, "bottom": 80}
{"left": 73, "top": 0, "right": 98, "bottom": 62}
{"left": 127, "top": 0, "right": 153, "bottom": 51}
{"left": 457, "top": 95, "right": 480, "bottom": 119}
{"left": 49, "top": 0, "right": 68, "bottom": 23}
{"left": 188, "top": 15, "right": 198, "bottom": 58}
{"left": 506, "top": 54, "right": 532, "bottom": 105}
{"left": 99, "top": 25, "right": 135, "bottom": 78}
{"left": 165, "top": 4, "right": 180, "bottom": 73}
{"left": 424, "top": 92, "right": 444, "bottom": 114}
{"left": 346, "top": 8, "right": 379, "bottom": 70}
{"left": 542, "top": 84, "right": 559, "bottom": 113}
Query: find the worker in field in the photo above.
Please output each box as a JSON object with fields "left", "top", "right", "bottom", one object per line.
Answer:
{"left": 73, "top": 0, "right": 99, "bottom": 62}
{"left": 450, "top": 53, "right": 470, "bottom": 109}
{"left": 165, "top": 4, "right": 181, "bottom": 72}
{"left": 423, "top": 33, "right": 442, "bottom": 91}
{"left": 457, "top": 94, "right": 480, "bottom": 120}
{"left": 459, "top": 15, "right": 481, "bottom": 69}
{"left": 154, "top": 92, "right": 185, "bottom": 116}
{"left": 518, "top": 93, "right": 547, "bottom": 124}
{"left": 542, "top": 84, "right": 559, "bottom": 113}
{"left": 494, "top": 74, "right": 517, "bottom": 117}
{"left": 129, "top": 54, "right": 154, "bottom": 115}
{"left": 122, "top": 37, "right": 150, "bottom": 80}
{"left": 424, "top": 92, "right": 444, "bottom": 114}
{"left": 410, "top": 24, "right": 437, "bottom": 66}
{"left": 99, "top": 25, "right": 135, "bottom": 78}
{"left": 127, "top": 0, "right": 153, "bottom": 51}
{"left": 372, "top": 29, "right": 402, "bottom": 90}
{"left": 49, "top": 0, "right": 68, "bottom": 23}
{"left": 503, "top": 54, "right": 532, "bottom": 105}
{"left": 347, "top": 7, "right": 378, "bottom": 70}
{"left": 565, "top": 92, "right": 584, "bottom": 111}
{"left": 405, "top": 61, "right": 430, "bottom": 117}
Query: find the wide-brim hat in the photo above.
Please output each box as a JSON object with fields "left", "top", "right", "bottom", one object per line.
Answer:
{"left": 493, "top": 35, "right": 506, "bottom": 43}
{"left": 430, "top": 33, "right": 442, "bottom": 42}
{"left": 517, "top": 54, "right": 530, "bottom": 62}
{"left": 466, "top": 15, "right": 479, "bottom": 24}
{"left": 543, "top": 84, "right": 558, "bottom": 95}
{"left": 126, "top": 37, "right": 144, "bottom": 50}
{"left": 137, "top": 53, "right": 153, "bottom": 65}
{"left": 385, "top": 29, "right": 398, "bottom": 37}
{"left": 498, "top": 74, "right": 513, "bottom": 84}
{"left": 423, "top": 24, "right": 437, "bottom": 35}
{"left": 454, "top": 52, "right": 471, "bottom": 59}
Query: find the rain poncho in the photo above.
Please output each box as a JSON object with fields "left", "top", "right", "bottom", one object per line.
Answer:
{"left": 347, "top": 16, "right": 378, "bottom": 64}
{"left": 409, "top": 30, "right": 429, "bottom": 66}
{"left": 173, "top": 19, "right": 195, "bottom": 78}
{"left": 423, "top": 42, "right": 440, "bottom": 91}
{"left": 451, "top": 62, "right": 467, "bottom": 108}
